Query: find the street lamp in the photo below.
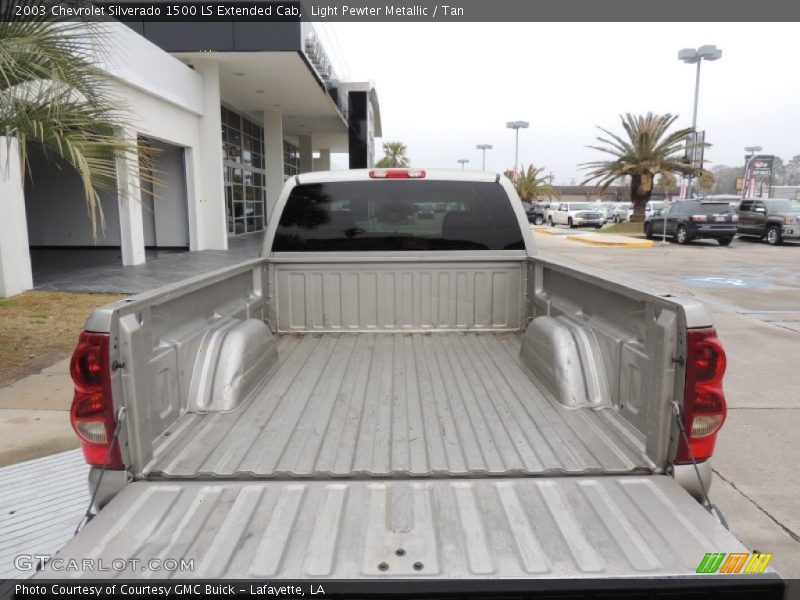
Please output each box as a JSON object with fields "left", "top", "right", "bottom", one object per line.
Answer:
{"left": 678, "top": 45, "right": 722, "bottom": 196}
{"left": 457, "top": 159, "right": 469, "bottom": 170}
{"left": 476, "top": 144, "right": 493, "bottom": 170}
{"left": 506, "top": 121, "right": 529, "bottom": 177}
{"left": 742, "top": 145, "right": 763, "bottom": 201}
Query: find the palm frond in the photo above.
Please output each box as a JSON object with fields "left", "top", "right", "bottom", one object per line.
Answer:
{"left": 0, "top": 9, "right": 149, "bottom": 239}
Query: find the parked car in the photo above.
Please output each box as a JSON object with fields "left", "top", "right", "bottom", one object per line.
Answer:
{"left": 610, "top": 202, "right": 633, "bottom": 222}
{"left": 525, "top": 202, "right": 550, "bottom": 225}
{"left": 645, "top": 200, "right": 664, "bottom": 218}
{"left": 598, "top": 202, "right": 617, "bottom": 223}
{"left": 737, "top": 198, "right": 800, "bottom": 245}
{"left": 548, "top": 202, "right": 604, "bottom": 228}
{"left": 43, "top": 168, "right": 775, "bottom": 591}
{"left": 645, "top": 200, "right": 737, "bottom": 245}
{"left": 610, "top": 201, "right": 665, "bottom": 223}
{"left": 416, "top": 203, "right": 435, "bottom": 219}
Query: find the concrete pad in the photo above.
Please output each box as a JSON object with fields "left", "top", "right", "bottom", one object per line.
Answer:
{"left": 710, "top": 471, "right": 800, "bottom": 579}
{"left": 0, "top": 409, "right": 79, "bottom": 467}
{"left": 709, "top": 310, "right": 799, "bottom": 409}
{"left": 566, "top": 233, "right": 654, "bottom": 247}
{"left": 713, "top": 408, "right": 800, "bottom": 537}
{"left": 0, "top": 371, "right": 72, "bottom": 410}
{"left": 40, "top": 357, "right": 71, "bottom": 375}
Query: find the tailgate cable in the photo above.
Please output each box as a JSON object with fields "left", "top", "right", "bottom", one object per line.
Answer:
{"left": 73, "top": 406, "right": 127, "bottom": 536}
{"left": 670, "top": 401, "right": 727, "bottom": 527}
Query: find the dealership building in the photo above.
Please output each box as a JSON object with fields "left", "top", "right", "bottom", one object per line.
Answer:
{"left": 0, "top": 21, "right": 381, "bottom": 296}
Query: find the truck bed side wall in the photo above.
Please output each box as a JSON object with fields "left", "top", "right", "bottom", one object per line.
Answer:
{"left": 87, "top": 259, "right": 268, "bottom": 473}
{"left": 526, "top": 256, "right": 706, "bottom": 464}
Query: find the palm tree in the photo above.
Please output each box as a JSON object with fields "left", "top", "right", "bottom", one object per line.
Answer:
{"left": 580, "top": 113, "right": 711, "bottom": 222}
{"left": 375, "top": 141, "right": 409, "bottom": 167}
{"left": 655, "top": 172, "right": 677, "bottom": 199}
{"left": 697, "top": 170, "right": 716, "bottom": 198}
{"left": 509, "top": 165, "right": 557, "bottom": 202}
{"left": 1, "top": 10, "right": 145, "bottom": 237}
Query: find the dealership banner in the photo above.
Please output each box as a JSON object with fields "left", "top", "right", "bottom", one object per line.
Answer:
{"left": 3, "top": 0, "right": 800, "bottom": 22}
{"left": 746, "top": 156, "right": 774, "bottom": 177}
{"left": 0, "top": 578, "right": 789, "bottom": 599}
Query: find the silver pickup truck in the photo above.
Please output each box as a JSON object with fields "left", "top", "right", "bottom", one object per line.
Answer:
{"left": 42, "top": 169, "right": 780, "bottom": 591}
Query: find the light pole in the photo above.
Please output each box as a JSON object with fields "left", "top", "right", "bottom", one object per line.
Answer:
{"left": 678, "top": 45, "right": 721, "bottom": 197}
{"left": 506, "top": 121, "right": 529, "bottom": 178}
{"left": 742, "top": 145, "right": 763, "bottom": 201}
{"left": 476, "top": 144, "right": 493, "bottom": 170}
{"left": 457, "top": 159, "right": 469, "bottom": 170}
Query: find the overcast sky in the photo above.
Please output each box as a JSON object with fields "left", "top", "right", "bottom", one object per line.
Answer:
{"left": 323, "top": 22, "right": 799, "bottom": 182}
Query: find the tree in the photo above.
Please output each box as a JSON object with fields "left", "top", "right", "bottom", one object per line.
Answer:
{"left": 508, "top": 164, "right": 557, "bottom": 202}
{"left": 655, "top": 172, "right": 676, "bottom": 199}
{"left": 710, "top": 164, "right": 741, "bottom": 194}
{"left": 697, "top": 171, "right": 716, "bottom": 197}
{"left": 771, "top": 156, "right": 785, "bottom": 186}
{"left": 785, "top": 155, "right": 800, "bottom": 186}
{"left": 375, "top": 141, "right": 409, "bottom": 167}
{"left": 0, "top": 9, "right": 146, "bottom": 237}
{"left": 580, "top": 113, "right": 711, "bottom": 221}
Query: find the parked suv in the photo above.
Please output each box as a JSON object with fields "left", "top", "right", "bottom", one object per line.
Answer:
{"left": 645, "top": 200, "right": 737, "bottom": 245}
{"left": 548, "top": 202, "right": 604, "bottom": 228}
{"left": 737, "top": 198, "right": 800, "bottom": 245}
{"left": 524, "top": 202, "right": 551, "bottom": 225}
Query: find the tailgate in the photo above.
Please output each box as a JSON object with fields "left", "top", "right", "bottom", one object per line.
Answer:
{"left": 36, "top": 476, "right": 769, "bottom": 581}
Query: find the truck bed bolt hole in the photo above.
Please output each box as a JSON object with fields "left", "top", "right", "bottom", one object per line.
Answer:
{"left": 378, "top": 562, "right": 389, "bottom": 571}
{"left": 395, "top": 548, "right": 406, "bottom": 556}
{"left": 413, "top": 562, "right": 424, "bottom": 570}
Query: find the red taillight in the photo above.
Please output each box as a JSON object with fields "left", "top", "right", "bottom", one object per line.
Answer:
{"left": 691, "top": 215, "right": 708, "bottom": 223}
{"left": 69, "top": 332, "right": 124, "bottom": 469}
{"left": 369, "top": 168, "right": 426, "bottom": 179}
{"left": 675, "top": 328, "right": 727, "bottom": 464}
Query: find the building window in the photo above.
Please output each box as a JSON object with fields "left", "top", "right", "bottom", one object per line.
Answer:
{"left": 283, "top": 140, "right": 299, "bottom": 178}
{"left": 222, "top": 106, "right": 266, "bottom": 235}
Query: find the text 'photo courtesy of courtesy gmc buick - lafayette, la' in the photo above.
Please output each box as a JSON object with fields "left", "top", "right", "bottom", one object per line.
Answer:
{"left": 39, "top": 170, "right": 783, "bottom": 595}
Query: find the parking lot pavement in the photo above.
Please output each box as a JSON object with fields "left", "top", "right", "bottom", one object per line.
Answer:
{"left": 534, "top": 232, "right": 800, "bottom": 578}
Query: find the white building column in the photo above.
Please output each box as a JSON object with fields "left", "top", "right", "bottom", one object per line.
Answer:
{"left": 0, "top": 138, "right": 33, "bottom": 297}
{"left": 193, "top": 60, "right": 227, "bottom": 250}
{"left": 262, "top": 110, "right": 284, "bottom": 222}
{"left": 298, "top": 135, "right": 313, "bottom": 174}
{"left": 117, "top": 130, "right": 146, "bottom": 266}
{"left": 315, "top": 149, "right": 331, "bottom": 171}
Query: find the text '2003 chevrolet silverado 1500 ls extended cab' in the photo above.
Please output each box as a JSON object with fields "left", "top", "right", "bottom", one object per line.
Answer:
{"left": 41, "top": 169, "right": 782, "bottom": 595}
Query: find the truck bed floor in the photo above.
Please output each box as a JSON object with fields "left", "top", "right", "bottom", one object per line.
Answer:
{"left": 146, "top": 333, "right": 654, "bottom": 478}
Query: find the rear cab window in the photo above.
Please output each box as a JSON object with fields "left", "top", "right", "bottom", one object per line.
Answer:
{"left": 273, "top": 180, "right": 525, "bottom": 252}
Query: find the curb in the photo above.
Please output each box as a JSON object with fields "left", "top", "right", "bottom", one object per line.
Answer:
{"left": 532, "top": 228, "right": 572, "bottom": 236}
{"left": 566, "top": 235, "right": 654, "bottom": 248}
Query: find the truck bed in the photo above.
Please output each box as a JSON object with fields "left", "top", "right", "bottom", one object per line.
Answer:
{"left": 146, "top": 332, "right": 654, "bottom": 478}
